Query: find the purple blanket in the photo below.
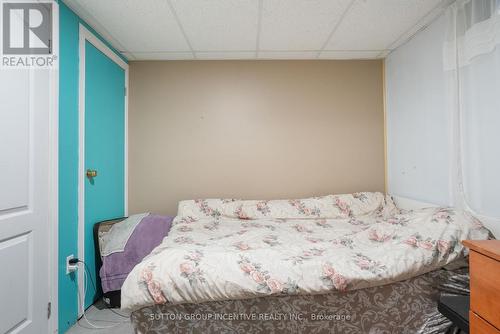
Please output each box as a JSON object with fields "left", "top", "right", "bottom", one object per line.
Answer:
{"left": 100, "top": 214, "right": 173, "bottom": 293}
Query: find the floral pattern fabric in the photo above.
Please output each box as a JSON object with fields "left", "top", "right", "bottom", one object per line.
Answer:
{"left": 131, "top": 268, "right": 468, "bottom": 334}
{"left": 176, "top": 192, "right": 396, "bottom": 220}
{"left": 121, "top": 192, "right": 490, "bottom": 311}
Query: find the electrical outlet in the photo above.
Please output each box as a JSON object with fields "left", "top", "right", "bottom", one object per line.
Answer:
{"left": 66, "top": 254, "right": 77, "bottom": 274}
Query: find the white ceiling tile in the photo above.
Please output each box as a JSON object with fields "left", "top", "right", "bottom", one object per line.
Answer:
{"left": 196, "top": 52, "right": 256, "bottom": 60}
{"left": 130, "top": 52, "right": 195, "bottom": 60}
{"left": 68, "top": 0, "right": 190, "bottom": 52}
{"left": 69, "top": 0, "right": 449, "bottom": 60}
{"left": 258, "top": 51, "right": 319, "bottom": 59}
{"left": 386, "top": 0, "right": 453, "bottom": 50}
{"left": 170, "top": 0, "right": 259, "bottom": 51}
{"left": 260, "top": 0, "right": 352, "bottom": 51}
{"left": 318, "top": 50, "right": 382, "bottom": 59}
{"left": 325, "top": 0, "right": 443, "bottom": 51}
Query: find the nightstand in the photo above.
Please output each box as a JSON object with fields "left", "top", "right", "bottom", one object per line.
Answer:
{"left": 462, "top": 240, "right": 500, "bottom": 334}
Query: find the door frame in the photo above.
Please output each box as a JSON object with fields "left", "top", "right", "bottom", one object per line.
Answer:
{"left": 77, "top": 24, "right": 128, "bottom": 315}
{"left": 49, "top": 2, "right": 60, "bottom": 332}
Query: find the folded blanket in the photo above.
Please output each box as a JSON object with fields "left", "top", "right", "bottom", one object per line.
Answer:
{"left": 100, "top": 214, "right": 173, "bottom": 293}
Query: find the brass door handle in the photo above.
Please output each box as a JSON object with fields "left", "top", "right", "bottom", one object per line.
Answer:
{"left": 86, "top": 169, "right": 97, "bottom": 178}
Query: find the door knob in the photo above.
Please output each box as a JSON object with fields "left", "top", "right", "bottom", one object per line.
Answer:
{"left": 86, "top": 169, "right": 97, "bottom": 178}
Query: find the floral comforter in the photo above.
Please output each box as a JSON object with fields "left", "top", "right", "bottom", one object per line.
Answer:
{"left": 121, "top": 192, "right": 490, "bottom": 311}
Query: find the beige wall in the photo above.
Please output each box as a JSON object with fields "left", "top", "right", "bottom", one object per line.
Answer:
{"left": 129, "top": 60, "right": 385, "bottom": 215}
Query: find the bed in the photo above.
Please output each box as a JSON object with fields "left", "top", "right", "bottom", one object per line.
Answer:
{"left": 120, "top": 192, "right": 491, "bottom": 333}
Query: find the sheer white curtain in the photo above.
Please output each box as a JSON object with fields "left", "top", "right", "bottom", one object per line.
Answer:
{"left": 444, "top": 0, "right": 500, "bottom": 236}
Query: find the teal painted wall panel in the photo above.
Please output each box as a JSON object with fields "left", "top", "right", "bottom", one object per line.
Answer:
{"left": 58, "top": 2, "right": 126, "bottom": 332}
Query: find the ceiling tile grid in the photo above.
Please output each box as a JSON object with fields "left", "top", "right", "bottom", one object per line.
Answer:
{"left": 170, "top": 0, "right": 260, "bottom": 52}
{"left": 258, "top": 51, "right": 320, "bottom": 59}
{"left": 127, "top": 52, "right": 196, "bottom": 61}
{"left": 65, "top": 0, "right": 450, "bottom": 60}
{"left": 318, "top": 50, "right": 383, "bottom": 59}
{"left": 259, "top": 0, "right": 353, "bottom": 51}
{"left": 67, "top": 0, "right": 190, "bottom": 53}
{"left": 196, "top": 51, "right": 257, "bottom": 60}
{"left": 324, "top": 0, "right": 444, "bottom": 51}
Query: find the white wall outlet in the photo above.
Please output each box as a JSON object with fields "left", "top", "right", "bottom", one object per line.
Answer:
{"left": 66, "top": 254, "right": 78, "bottom": 274}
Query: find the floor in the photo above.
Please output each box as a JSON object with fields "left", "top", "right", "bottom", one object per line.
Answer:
{"left": 66, "top": 300, "right": 134, "bottom": 334}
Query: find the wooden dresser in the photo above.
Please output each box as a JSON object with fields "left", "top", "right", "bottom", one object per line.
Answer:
{"left": 463, "top": 240, "right": 500, "bottom": 334}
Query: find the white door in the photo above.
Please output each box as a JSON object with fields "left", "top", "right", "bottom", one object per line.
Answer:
{"left": 0, "top": 69, "right": 51, "bottom": 332}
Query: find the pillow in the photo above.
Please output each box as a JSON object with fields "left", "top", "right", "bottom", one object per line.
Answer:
{"left": 176, "top": 192, "right": 396, "bottom": 220}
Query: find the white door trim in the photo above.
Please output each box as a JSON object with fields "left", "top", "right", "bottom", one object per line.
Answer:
{"left": 49, "top": 2, "right": 59, "bottom": 333}
{"left": 48, "top": 66, "right": 59, "bottom": 333}
{"left": 78, "top": 24, "right": 128, "bottom": 315}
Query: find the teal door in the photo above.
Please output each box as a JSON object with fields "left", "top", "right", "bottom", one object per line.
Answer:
{"left": 84, "top": 41, "right": 126, "bottom": 307}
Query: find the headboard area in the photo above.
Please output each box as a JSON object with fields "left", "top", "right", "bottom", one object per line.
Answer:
{"left": 128, "top": 60, "right": 385, "bottom": 215}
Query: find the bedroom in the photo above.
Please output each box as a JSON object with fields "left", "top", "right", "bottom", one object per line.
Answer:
{"left": 0, "top": 0, "right": 499, "bottom": 333}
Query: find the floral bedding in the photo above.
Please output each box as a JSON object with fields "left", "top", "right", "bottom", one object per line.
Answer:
{"left": 121, "top": 192, "right": 490, "bottom": 311}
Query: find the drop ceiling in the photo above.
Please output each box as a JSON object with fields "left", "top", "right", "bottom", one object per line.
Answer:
{"left": 64, "top": 0, "right": 452, "bottom": 60}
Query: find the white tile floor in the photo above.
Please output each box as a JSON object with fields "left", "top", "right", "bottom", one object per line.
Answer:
{"left": 66, "top": 301, "right": 134, "bottom": 334}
